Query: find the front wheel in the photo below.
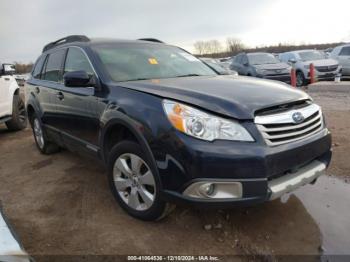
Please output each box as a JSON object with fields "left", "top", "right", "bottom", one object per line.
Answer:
{"left": 31, "top": 114, "right": 60, "bottom": 154}
{"left": 5, "top": 94, "right": 27, "bottom": 131}
{"left": 108, "top": 141, "right": 172, "bottom": 221}
{"left": 296, "top": 71, "right": 307, "bottom": 87}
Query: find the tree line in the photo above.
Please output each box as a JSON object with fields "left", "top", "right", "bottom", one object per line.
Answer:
{"left": 193, "top": 37, "right": 345, "bottom": 58}
{"left": 13, "top": 62, "right": 33, "bottom": 74}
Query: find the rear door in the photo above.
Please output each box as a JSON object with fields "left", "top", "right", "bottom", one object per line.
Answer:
{"left": 240, "top": 55, "right": 250, "bottom": 75}
{"left": 230, "top": 55, "right": 243, "bottom": 74}
{"left": 38, "top": 49, "right": 67, "bottom": 143}
{"left": 53, "top": 47, "right": 100, "bottom": 154}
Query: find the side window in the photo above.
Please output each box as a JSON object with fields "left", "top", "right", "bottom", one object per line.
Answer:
{"left": 64, "top": 48, "right": 94, "bottom": 76}
{"left": 32, "top": 55, "right": 46, "bottom": 79}
{"left": 339, "top": 47, "right": 350, "bottom": 56}
{"left": 234, "top": 55, "right": 242, "bottom": 64}
{"left": 42, "top": 49, "right": 66, "bottom": 82}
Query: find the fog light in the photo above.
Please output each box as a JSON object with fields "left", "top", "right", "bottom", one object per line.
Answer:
{"left": 199, "top": 183, "right": 215, "bottom": 197}
{"left": 183, "top": 181, "right": 243, "bottom": 199}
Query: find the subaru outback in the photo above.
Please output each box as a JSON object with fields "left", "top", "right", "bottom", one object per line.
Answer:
{"left": 25, "top": 36, "right": 332, "bottom": 220}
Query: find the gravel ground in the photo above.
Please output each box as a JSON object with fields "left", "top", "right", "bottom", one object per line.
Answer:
{"left": 0, "top": 86, "right": 349, "bottom": 261}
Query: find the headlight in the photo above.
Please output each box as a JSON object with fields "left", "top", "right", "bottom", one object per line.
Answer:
{"left": 162, "top": 100, "right": 254, "bottom": 142}
{"left": 304, "top": 64, "right": 310, "bottom": 69}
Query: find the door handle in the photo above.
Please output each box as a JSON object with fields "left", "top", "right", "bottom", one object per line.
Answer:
{"left": 56, "top": 92, "right": 64, "bottom": 100}
{"left": 4, "top": 78, "right": 10, "bottom": 81}
{"left": 35, "top": 87, "right": 40, "bottom": 94}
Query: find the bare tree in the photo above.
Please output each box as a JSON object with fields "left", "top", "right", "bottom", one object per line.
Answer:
{"left": 226, "top": 37, "right": 245, "bottom": 54}
{"left": 194, "top": 39, "right": 223, "bottom": 55}
{"left": 194, "top": 41, "right": 206, "bottom": 55}
{"left": 13, "top": 62, "right": 33, "bottom": 74}
{"left": 208, "top": 40, "right": 223, "bottom": 54}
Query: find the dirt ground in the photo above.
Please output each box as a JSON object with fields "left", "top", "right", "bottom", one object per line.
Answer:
{"left": 0, "top": 86, "right": 349, "bottom": 261}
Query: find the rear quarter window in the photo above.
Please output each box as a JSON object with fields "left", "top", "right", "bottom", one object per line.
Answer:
{"left": 32, "top": 55, "right": 46, "bottom": 79}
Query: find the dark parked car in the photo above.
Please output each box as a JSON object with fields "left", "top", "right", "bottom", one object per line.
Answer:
{"left": 230, "top": 52, "right": 291, "bottom": 83}
{"left": 25, "top": 36, "right": 332, "bottom": 220}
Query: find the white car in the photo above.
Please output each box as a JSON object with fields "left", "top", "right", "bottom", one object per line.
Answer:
{"left": 279, "top": 50, "right": 341, "bottom": 87}
{"left": 330, "top": 44, "right": 350, "bottom": 78}
{"left": 218, "top": 57, "right": 234, "bottom": 70}
{"left": 0, "top": 63, "right": 27, "bottom": 131}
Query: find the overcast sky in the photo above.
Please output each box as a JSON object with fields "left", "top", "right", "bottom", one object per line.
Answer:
{"left": 1, "top": 0, "right": 349, "bottom": 63}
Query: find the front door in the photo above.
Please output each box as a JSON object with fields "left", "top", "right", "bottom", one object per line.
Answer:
{"left": 53, "top": 47, "right": 100, "bottom": 155}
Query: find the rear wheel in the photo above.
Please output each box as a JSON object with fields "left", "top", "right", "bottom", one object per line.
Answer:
{"left": 108, "top": 141, "right": 172, "bottom": 221}
{"left": 30, "top": 114, "right": 60, "bottom": 154}
{"left": 5, "top": 94, "right": 27, "bottom": 131}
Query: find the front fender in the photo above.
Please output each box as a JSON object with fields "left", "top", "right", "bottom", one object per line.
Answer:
{"left": 25, "top": 90, "right": 43, "bottom": 121}
{"left": 5, "top": 78, "right": 20, "bottom": 115}
{"left": 99, "top": 105, "right": 161, "bottom": 186}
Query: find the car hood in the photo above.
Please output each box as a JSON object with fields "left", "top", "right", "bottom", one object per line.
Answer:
{"left": 117, "top": 75, "right": 309, "bottom": 120}
{"left": 301, "top": 58, "right": 338, "bottom": 67}
{"left": 254, "top": 62, "right": 290, "bottom": 70}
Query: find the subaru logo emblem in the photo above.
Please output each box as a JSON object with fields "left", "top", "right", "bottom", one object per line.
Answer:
{"left": 292, "top": 112, "right": 304, "bottom": 123}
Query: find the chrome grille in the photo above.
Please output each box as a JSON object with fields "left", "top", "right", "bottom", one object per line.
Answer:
{"left": 255, "top": 104, "right": 324, "bottom": 146}
{"left": 315, "top": 65, "right": 338, "bottom": 72}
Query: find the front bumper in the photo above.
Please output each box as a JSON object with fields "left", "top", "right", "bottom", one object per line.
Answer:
{"left": 262, "top": 74, "right": 291, "bottom": 83}
{"left": 268, "top": 159, "right": 326, "bottom": 200}
{"left": 305, "top": 67, "right": 341, "bottom": 80}
{"left": 156, "top": 128, "right": 332, "bottom": 207}
{"left": 257, "top": 74, "right": 291, "bottom": 83}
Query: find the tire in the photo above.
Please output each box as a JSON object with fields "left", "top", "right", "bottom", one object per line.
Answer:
{"left": 30, "top": 114, "right": 60, "bottom": 154}
{"left": 296, "top": 71, "right": 307, "bottom": 87}
{"left": 108, "top": 141, "right": 171, "bottom": 221}
{"left": 5, "top": 94, "right": 27, "bottom": 131}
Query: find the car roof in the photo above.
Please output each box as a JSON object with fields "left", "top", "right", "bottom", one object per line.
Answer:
{"left": 336, "top": 43, "right": 350, "bottom": 48}
{"left": 42, "top": 36, "right": 168, "bottom": 54}
{"left": 246, "top": 52, "right": 272, "bottom": 56}
{"left": 285, "top": 49, "right": 318, "bottom": 54}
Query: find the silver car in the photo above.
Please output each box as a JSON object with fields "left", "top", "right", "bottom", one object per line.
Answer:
{"left": 330, "top": 44, "right": 350, "bottom": 78}
{"left": 279, "top": 50, "right": 341, "bottom": 87}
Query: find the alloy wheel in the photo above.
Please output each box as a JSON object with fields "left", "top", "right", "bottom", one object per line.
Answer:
{"left": 18, "top": 99, "right": 26, "bottom": 123}
{"left": 33, "top": 118, "right": 44, "bottom": 149}
{"left": 113, "top": 153, "right": 156, "bottom": 211}
{"left": 296, "top": 72, "right": 304, "bottom": 87}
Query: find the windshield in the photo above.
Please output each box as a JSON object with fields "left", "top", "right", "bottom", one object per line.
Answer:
{"left": 247, "top": 53, "right": 279, "bottom": 65}
{"left": 93, "top": 44, "right": 217, "bottom": 82}
{"left": 298, "top": 50, "right": 325, "bottom": 61}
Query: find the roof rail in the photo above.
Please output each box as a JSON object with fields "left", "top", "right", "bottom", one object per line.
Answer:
{"left": 138, "top": 38, "right": 164, "bottom": 43}
{"left": 42, "top": 35, "right": 90, "bottom": 53}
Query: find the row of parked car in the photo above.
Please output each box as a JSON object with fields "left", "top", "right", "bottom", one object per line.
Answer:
{"left": 212, "top": 43, "right": 350, "bottom": 87}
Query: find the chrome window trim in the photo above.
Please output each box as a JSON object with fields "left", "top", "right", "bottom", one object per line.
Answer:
{"left": 40, "top": 45, "right": 99, "bottom": 84}
{"left": 64, "top": 46, "right": 99, "bottom": 79}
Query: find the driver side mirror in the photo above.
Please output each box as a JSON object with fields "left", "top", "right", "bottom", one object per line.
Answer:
{"left": 63, "top": 71, "right": 95, "bottom": 88}
{"left": 288, "top": 58, "right": 297, "bottom": 64}
{"left": 243, "top": 61, "right": 249, "bottom": 66}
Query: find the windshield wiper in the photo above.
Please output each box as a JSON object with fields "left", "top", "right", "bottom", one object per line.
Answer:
{"left": 175, "top": 74, "right": 201, "bottom": 78}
